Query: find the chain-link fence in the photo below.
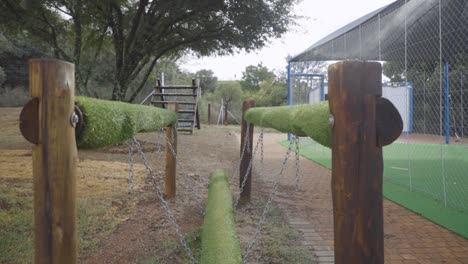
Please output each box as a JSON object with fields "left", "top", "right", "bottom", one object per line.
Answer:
{"left": 288, "top": 0, "right": 468, "bottom": 212}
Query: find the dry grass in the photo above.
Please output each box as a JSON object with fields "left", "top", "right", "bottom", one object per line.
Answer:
{"left": 0, "top": 149, "right": 148, "bottom": 263}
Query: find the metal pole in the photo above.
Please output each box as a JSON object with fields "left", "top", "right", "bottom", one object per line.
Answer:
{"left": 439, "top": 0, "right": 448, "bottom": 208}
{"left": 287, "top": 62, "right": 292, "bottom": 141}
{"left": 462, "top": 76, "right": 464, "bottom": 138}
{"left": 445, "top": 63, "right": 450, "bottom": 145}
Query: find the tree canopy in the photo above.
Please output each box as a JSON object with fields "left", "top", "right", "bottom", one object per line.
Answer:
{"left": 1, "top": 0, "right": 298, "bottom": 102}
{"left": 240, "top": 63, "right": 276, "bottom": 91}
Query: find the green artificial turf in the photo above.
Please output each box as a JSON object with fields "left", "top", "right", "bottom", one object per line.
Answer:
{"left": 245, "top": 102, "right": 332, "bottom": 148}
{"left": 279, "top": 139, "right": 468, "bottom": 239}
{"left": 201, "top": 170, "right": 242, "bottom": 264}
{"left": 75, "top": 96, "right": 177, "bottom": 148}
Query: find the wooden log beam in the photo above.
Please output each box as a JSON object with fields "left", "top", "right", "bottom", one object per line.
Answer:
{"left": 28, "top": 59, "right": 78, "bottom": 263}
{"left": 164, "top": 103, "right": 178, "bottom": 198}
{"left": 239, "top": 100, "right": 256, "bottom": 205}
{"left": 328, "top": 61, "right": 384, "bottom": 264}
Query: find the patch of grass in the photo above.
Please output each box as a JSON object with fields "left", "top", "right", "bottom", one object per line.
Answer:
{"left": 139, "top": 227, "right": 203, "bottom": 264}
{"left": 0, "top": 151, "right": 143, "bottom": 262}
{"left": 260, "top": 205, "right": 314, "bottom": 264}
{"left": 0, "top": 182, "right": 34, "bottom": 263}
{"left": 237, "top": 198, "right": 315, "bottom": 264}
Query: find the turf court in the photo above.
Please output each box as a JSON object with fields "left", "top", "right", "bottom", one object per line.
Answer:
{"left": 280, "top": 139, "right": 468, "bottom": 238}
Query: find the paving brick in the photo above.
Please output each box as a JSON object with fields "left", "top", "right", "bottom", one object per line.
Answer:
{"left": 260, "top": 134, "right": 468, "bottom": 264}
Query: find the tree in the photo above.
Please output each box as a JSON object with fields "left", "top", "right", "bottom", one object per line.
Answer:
{"left": 256, "top": 79, "right": 287, "bottom": 107}
{"left": 240, "top": 63, "right": 276, "bottom": 91}
{"left": 1, "top": 0, "right": 298, "bottom": 102}
{"left": 215, "top": 81, "right": 242, "bottom": 125}
{"left": 0, "top": 0, "right": 111, "bottom": 96}
{"left": 195, "top": 69, "right": 217, "bottom": 94}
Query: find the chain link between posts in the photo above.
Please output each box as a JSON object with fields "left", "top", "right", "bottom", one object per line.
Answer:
{"left": 229, "top": 123, "right": 251, "bottom": 183}
{"left": 243, "top": 140, "right": 293, "bottom": 264}
{"left": 159, "top": 128, "right": 204, "bottom": 213}
{"left": 260, "top": 128, "right": 264, "bottom": 164}
{"left": 128, "top": 142, "right": 135, "bottom": 193}
{"left": 294, "top": 135, "right": 301, "bottom": 192}
{"left": 132, "top": 136, "right": 197, "bottom": 264}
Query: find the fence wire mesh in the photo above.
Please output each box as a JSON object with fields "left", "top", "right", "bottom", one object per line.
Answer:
{"left": 289, "top": 0, "right": 468, "bottom": 212}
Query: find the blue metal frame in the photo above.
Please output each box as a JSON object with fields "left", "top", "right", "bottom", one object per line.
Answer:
{"left": 444, "top": 62, "right": 450, "bottom": 145}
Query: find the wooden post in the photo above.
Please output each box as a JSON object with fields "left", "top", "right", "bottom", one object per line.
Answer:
{"left": 239, "top": 100, "right": 255, "bottom": 205}
{"left": 28, "top": 59, "right": 78, "bottom": 263}
{"left": 208, "top": 103, "right": 211, "bottom": 125}
{"left": 165, "top": 103, "right": 178, "bottom": 198}
{"left": 328, "top": 61, "right": 384, "bottom": 264}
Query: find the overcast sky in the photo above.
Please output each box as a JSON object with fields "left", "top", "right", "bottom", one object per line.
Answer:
{"left": 182, "top": 0, "right": 396, "bottom": 80}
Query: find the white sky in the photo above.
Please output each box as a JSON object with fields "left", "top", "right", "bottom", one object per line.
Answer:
{"left": 182, "top": 0, "right": 396, "bottom": 80}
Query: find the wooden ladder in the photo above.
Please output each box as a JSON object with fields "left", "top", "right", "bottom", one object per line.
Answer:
{"left": 151, "top": 79, "right": 201, "bottom": 134}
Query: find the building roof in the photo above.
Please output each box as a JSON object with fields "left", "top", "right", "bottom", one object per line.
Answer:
{"left": 289, "top": 0, "right": 468, "bottom": 63}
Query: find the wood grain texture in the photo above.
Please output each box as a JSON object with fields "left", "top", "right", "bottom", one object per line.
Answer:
{"left": 328, "top": 61, "right": 384, "bottom": 264}
{"left": 164, "top": 103, "right": 178, "bottom": 198}
{"left": 239, "top": 100, "right": 256, "bottom": 205}
{"left": 29, "top": 59, "right": 78, "bottom": 264}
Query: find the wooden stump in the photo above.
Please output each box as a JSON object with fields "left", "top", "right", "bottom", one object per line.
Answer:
{"left": 328, "top": 61, "right": 384, "bottom": 264}
{"left": 239, "top": 100, "right": 256, "bottom": 205}
{"left": 164, "top": 103, "right": 178, "bottom": 198}
{"left": 27, "top": 59, "right": 78, "bottom": 264}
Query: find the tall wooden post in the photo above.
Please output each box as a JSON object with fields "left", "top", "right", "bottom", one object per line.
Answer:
{"left": 24, "top": 59, "right": 78, "bottom": 263}
{"left": 239, "top": 100, "right": 255, "bottom": 205}
{"left": 328, "top": 61, "right": 384, "bottom": 264}
{"left": 208, "top": 103, "right": 211, "bottom": 125}
{"left": 164, "top": 103, "right": 178, "bottom": 198}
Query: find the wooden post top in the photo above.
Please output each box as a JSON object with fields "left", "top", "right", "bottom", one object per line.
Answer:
{"left": 328, "top": 61, "right": 382, "bottom": 97}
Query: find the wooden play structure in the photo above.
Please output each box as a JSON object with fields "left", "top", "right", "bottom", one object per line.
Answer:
{"left": 151, "top": 79, "right": 201, "bottom": 134}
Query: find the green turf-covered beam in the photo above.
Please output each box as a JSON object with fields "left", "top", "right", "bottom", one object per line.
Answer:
{"left": 244, "top": 102, "right": 332, "bottom": 148}
{"left": 201, "top": 169, "right": 242, "bottom": 264}
{"left": 75, "top": 96, "right": 177, "bottom": 148}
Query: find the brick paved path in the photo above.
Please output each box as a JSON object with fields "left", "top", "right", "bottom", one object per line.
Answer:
{"left": 253, "top": 133, "right": 468, "bottom": 264}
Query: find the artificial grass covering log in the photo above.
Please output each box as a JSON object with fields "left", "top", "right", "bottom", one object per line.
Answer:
{"left": 245, "top": 101, "right": 332, "bottom": 148}
{"left": 201, "top": 169, "right": 242, "bottom": 264}
{"left": 75, "top": 96, "right": 177, "bottom": 148}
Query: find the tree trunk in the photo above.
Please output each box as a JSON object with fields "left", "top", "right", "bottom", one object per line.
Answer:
{"left": 224, "top": 104, "right": 229, "bottom": 125}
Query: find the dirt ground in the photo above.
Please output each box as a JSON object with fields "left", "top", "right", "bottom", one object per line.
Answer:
{"left": 3, "top": 106, "right": 466, "bottom": 264}
{"left": 0, "top": 107, "right": 312, "bottom": 264}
